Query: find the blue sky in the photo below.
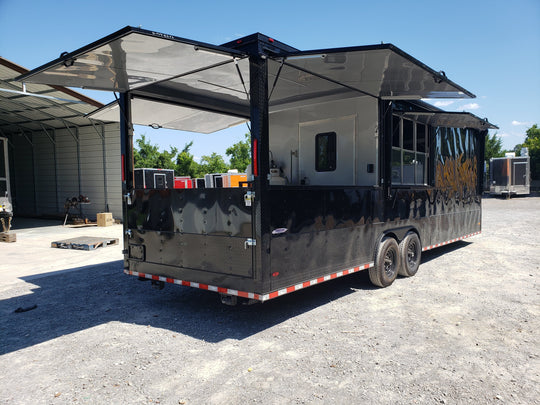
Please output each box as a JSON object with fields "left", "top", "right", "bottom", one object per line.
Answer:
{"left": 1, "top": 0, "right": 539, "bottom": 160}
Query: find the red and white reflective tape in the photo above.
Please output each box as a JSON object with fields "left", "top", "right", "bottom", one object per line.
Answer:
{"left": 261, "top": 262, "right": 373, "bottom": 301}
{"left": 124, "top": 270, "right": 262, "bottom": 300}
{"left": 421, "top": 231, "right": 481, "bottom": 252}
{"left": 124, "top": 261, "right": 374, "bottom": 302}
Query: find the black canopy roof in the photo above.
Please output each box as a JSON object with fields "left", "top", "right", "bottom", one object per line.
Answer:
{"left": 17, "top": 26, "right": 495, "bottom": 132}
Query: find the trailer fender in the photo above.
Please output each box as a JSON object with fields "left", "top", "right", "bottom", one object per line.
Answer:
{"left": 370, "top": 227, "right": 422, "bottom": 282}
{"left": 377, "top": 226, "right": 418, "bottom": 246}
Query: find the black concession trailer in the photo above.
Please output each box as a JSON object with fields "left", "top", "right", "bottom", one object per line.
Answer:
{"left": 19, "top": 27, "right": 497, "bottom": 303}
{"left": 134, "top": 168, "right": 174, "bottom": 190}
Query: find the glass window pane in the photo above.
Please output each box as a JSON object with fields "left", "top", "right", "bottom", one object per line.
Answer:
{"left": 416, "top": 153, "right": 426, "bottom": 184}
{"left": 416, "top": 123, "right": 426, "bottom": 153}
{"left": 403, "top": 151, "right": 415, "bottom": 184}
{"left": 392, "top": 116, "right": 401, "bottom": 147}
{"left": 315, "top": 132, "right": 336, "bottom": 172}
{"left": 403, "top": 119, "right": 414, "bottom": 150}
{"left": 391, "top": 148, "right": 401, "bottom": 184}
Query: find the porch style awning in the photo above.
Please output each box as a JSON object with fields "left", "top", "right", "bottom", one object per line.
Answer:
{"left": 18, "top": 26, "right": 485, "bottom": 133}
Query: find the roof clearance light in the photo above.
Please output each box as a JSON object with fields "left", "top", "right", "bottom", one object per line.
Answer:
{"left": 268, "top": 38, "right": 275, "bottom": 43}
{"left": 149, "top": 123, "right": 161, "bottom": 129}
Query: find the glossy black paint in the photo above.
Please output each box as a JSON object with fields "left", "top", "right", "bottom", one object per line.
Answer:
{"left": 126, "top": 188, "right": 259, "bottom": 291}
{"left": 266, "top": 183, "right": 481, "bottom": 291}
{"left": 118, "top": 35, "right": 485, "bottom": 299}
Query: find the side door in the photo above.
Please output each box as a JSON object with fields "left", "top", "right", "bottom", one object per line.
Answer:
{"left": 512, "top": 161, "right": 528, "bottom": 186}
{"left": 298, "top": 116, "right": 356, "bottom": 186}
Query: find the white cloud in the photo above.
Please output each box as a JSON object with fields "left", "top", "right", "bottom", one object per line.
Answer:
{"left": 511, "top": 120, "right": 532, "bottom": 126}
{"left": 460, "top": 103, "right": 480, "bottom": 110}
{"left": 433, "top": 100, "right": 455, "bottom": 108}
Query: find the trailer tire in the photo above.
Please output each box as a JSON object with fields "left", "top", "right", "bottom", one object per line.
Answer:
{"left": 398, "top": 232, "right": 421, "bottom": 277}
{"left": 369, "top": 237, "right": 400, "bottom": 288}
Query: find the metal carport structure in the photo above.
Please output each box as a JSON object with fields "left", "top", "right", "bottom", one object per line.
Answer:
{"left": 0, "top": 57, "right": 122, "bottom": 220}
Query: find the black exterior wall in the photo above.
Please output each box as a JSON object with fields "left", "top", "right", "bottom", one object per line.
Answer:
{"left": 116, "top": 33, "right": 485, "bottom": 301}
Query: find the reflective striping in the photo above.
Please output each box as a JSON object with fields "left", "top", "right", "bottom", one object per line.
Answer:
{"left": 421, "top": 231, "right": 481, "bottom": 252}
{"left": 124, "top": 261, "right": 373, "bottom": 302}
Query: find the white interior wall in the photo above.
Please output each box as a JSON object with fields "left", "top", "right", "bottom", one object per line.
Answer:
{"left": 269, "top": 96, "right": 378, "bottom": 186}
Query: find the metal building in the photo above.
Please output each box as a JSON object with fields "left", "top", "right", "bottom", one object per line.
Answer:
{"left": 0, "top": 57, "right": 122, "bottom": 221}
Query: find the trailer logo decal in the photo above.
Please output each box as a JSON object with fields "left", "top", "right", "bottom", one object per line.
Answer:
{"left": 125, "top": 262, "right": 374, "bottom": 302}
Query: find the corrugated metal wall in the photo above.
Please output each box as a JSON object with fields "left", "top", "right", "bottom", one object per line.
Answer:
{"left": 8, "top": 122, "right": 122, "bottom": 220}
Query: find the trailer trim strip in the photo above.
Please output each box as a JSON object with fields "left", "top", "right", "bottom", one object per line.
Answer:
{"left": 125, "top": 261, "right": 374, "bottom": 302}
{"left": 422, "top": 231, "right": 481, "bottom": 252}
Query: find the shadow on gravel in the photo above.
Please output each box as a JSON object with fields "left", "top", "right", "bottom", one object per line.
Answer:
{"left": 0, "top": 260, "right": 379, "bottom": 354}
{"left": 420, "top": 240, "right": 471, "bottom": 264}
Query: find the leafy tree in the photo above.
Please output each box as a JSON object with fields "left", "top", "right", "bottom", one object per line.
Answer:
{"left": 513, "top": 143, "right": 523, "bottom": 156}
{"left": 175, "top": 141, "right": 200, "bottom": 177}
{"left": 133, "top": 134, "right": 161, "bottom": 168}
{"left": 196, "top": 152, "right": 229, "bottom": 177}
{"left": 523, "top": 124, "right": 540, "bottom": 180}
{"left": 155, "top": 146, "right": 178, "bottom": 171}
{"left": 226, "top": 134, "right": 251, "bottom": 172}
{"left": 484, "top": 132, "right": 506, "bottom": 161}
{"left": 134, "top": 134, "right": 177, "bottom": 170}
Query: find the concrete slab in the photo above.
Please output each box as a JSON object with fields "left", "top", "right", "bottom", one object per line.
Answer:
{"left": 0, "top": 218, "right": 123, "bottom": 286}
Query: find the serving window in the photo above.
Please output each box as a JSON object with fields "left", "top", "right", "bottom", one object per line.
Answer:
{"left": 391, "top": 116, "right": 428, "bottom": 185}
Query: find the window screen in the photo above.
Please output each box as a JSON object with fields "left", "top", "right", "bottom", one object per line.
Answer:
{"left": 315, "top": 132, "right": 337, "bottom": 172}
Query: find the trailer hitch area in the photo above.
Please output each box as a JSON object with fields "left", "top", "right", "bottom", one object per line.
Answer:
{"left": 219, "top": 293, "right": 257, "bottom": 306}
{"left": 151, "top": 280, "right": 165, "bottom": 290}
{"left": 220, "top": 293, "right": 238, "bottom": 306}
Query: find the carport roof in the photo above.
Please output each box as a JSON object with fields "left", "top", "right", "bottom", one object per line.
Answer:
{"left": 0, "top": 57, "right": 105, "bottom": 135}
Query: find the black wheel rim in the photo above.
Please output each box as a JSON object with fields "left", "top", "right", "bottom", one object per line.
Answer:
{"left": 407, "top": 240, "right": 418, "bottom": 267}
{"left": 384, "top": 249, "right": 396, "bottom": 277}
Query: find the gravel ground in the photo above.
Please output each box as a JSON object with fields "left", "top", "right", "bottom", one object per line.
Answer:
{"left": 0, "top": 196, "right": 539, "bottom": 404}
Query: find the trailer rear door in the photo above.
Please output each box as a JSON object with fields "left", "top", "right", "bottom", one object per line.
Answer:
{"left": 513, "top": 160, "right": 528, "bottom": 186}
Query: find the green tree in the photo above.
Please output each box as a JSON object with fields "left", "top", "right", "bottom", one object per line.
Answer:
{"left": 226, "top": 133, "right": 251, "bottom": 172}
{"left": 133, "top": 134, "right": 160, "bottom": 168}
{"left": 133, "top": 134, "right": 177, "bottom": 170}
{"left": 196, "top": 152, "right": 229, "bottom": 177}
{"left": 155, "top": 146, "right": 178, "bottom": 170}
{"left": 523, "top": 124, "right": 540, "bottom": 180}
{"left": 175, "top": 141, "right": 200, "bottom": 177}
{"left": 484, "top": 132, "right": 506, "bottom": 161}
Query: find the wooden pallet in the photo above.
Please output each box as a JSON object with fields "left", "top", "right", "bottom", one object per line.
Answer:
{"left": 51, "top": 236, "right": 119, "bottom": 251}
{"left": 0, "top": 232, "right": 16, "bottom": 243}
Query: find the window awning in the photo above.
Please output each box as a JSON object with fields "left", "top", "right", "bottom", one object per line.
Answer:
{"left": 279, "top": 45, "right": 475, "bottom": 101}
{"left": 400, "top": 111, "right": 498, "bottom": 130}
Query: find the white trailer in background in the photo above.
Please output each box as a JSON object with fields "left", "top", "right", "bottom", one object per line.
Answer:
{"left": 489, "top": 149, "right": 530, "bottom": 198}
